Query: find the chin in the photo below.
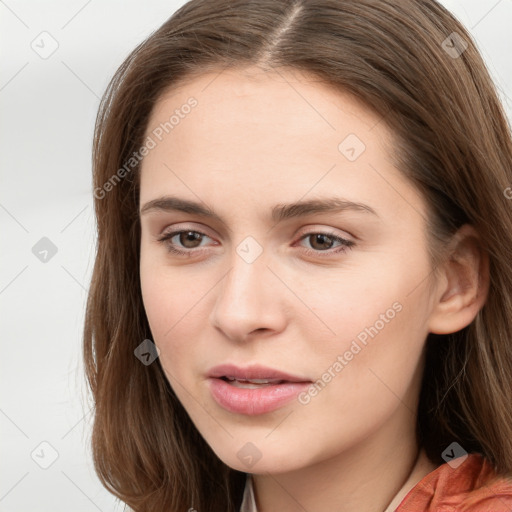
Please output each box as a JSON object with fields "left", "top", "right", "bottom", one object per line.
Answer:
{"left": 206, "top": 436, "right": 312, "bottom": 475}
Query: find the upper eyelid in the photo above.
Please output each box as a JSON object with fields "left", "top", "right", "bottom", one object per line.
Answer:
{"left": 158, "top": 225, "right": 215, "bottom": 241}
{"left": 158, "top": 222, "right": 353, "bottom": 236}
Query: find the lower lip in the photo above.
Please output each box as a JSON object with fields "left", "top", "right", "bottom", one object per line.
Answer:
{"left": 208, "top": 378, "right": 311, "bottom": 415}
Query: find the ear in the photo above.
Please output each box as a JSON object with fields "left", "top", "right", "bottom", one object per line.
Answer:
{"left": 427, "top": 224, "right": 489, "bottom": 335}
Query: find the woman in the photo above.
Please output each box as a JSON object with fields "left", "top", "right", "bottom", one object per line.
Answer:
{"left": 84, "top": 1, "right": 512, "bottom": 510}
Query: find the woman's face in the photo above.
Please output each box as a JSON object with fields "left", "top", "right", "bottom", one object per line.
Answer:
{"left": 139, "top": 66, "right": 439, "bottom": 473}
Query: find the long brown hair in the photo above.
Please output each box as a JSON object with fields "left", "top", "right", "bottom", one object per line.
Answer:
{"left": 84, "top": 1, "right": 512, "bottom": 510}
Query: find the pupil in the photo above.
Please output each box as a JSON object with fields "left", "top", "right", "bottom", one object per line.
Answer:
{"left": 312, "top": 234, "right": 332, "bottom": 250}
{"left": 182, "top": 231, "right": 201, "bottom": 247}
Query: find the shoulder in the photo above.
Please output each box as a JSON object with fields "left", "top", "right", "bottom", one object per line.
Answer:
{"left": 397, "top": 453, "right": 512, "bottom": 512}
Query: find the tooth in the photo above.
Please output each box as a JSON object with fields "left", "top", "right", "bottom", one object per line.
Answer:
{"left": 235, "top": 381, "right": 271, "bottom": 388}
{"left": 225, "top": 377, "right": 271, "bottom": 383}
{"left": 231, "top": 381, "right": 264, "bottom": 389}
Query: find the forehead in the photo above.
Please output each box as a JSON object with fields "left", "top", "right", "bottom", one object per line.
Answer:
{"left": 139, "top": 66, "right": 426, "bottom": 224}
{"left": 144, "top": 65, "right": 388, "bottom": 146}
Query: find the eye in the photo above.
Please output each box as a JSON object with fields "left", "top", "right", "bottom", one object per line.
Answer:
{"left": 157, "top": 229, "right": 214, "bottom": 256}
{"left": 156, "top": 228, "right": 355, "bottom": 258}
{"left": 296, "top": 231, "right": 355, "bottom": 256}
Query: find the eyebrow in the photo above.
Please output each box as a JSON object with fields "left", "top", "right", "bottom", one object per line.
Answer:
{"left": 139, "top": 195, "right": 378, "bottom": 224}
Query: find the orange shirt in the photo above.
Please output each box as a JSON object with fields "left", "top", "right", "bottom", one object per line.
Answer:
{"left": 397, "top": 453, "right": 512, "bottom": 511}
{"left": 239, "top": 453, "right": 512, "bottom": 511}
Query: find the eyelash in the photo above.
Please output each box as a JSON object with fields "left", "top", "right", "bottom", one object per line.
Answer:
{"left": 156, "top": 229, "right": 355, "bottom": 258}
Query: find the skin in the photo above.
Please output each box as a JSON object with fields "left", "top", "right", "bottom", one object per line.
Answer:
{"left": 138, "top": 66, "right": 488, "bottom": 511}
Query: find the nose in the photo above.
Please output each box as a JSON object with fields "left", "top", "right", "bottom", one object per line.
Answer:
{"left": 209, "top": 246, "right": 287, "bottom": 343}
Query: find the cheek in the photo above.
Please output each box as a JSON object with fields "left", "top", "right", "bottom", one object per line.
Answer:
{"left": 293, "top": 258, "right": 433, "bottom": 410}
{"left": 140, "top": 241, "right": 197, "bottom": 335}
{"left": 140, "top": 265, "right": 169, "bottom": 339}
{"left": 139, "top": 260, "right": 214, "bottom": 377}
{"left": 296, "top": 263, "right": 429, "bottom": 356}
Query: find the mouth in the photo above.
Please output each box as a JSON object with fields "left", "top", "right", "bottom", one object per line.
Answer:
{"left": 219, "top": 376, "right": 290, "bottom": 389}
{"left": 207, "top": 364, "right": 312, "bottom": 415}
{"left": 208, "top": 363, "right": 310, "bottom": 383}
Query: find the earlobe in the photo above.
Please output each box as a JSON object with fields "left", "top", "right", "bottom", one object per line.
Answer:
{"left": 427, "top": 225, "right": 489, "bottom": 335}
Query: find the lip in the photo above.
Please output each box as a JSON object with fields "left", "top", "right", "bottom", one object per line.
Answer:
{"left": 208, "top": 364, "right": 310, "bottom": 382}
{"left": 207, "top": 364, "right": 312, "bottom": 415}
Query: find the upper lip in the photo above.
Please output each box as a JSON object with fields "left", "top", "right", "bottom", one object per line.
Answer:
{"left": 208, "top": 364, "right": 311, "bottom": 382}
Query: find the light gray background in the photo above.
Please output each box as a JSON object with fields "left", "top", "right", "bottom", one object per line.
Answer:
{"left": 1, "top": 1, "right": 511, "bottom": 510}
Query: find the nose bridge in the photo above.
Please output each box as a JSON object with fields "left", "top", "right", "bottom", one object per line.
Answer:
{"left": 210, "top": 238, "right": 284, "bottom": 339}
{"left": 219, "top": 243, "right": 268, "bottom": 314}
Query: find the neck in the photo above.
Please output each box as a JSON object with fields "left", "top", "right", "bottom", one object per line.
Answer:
{"left": 383, "top": 448, "right": 438, "bottom": 511}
